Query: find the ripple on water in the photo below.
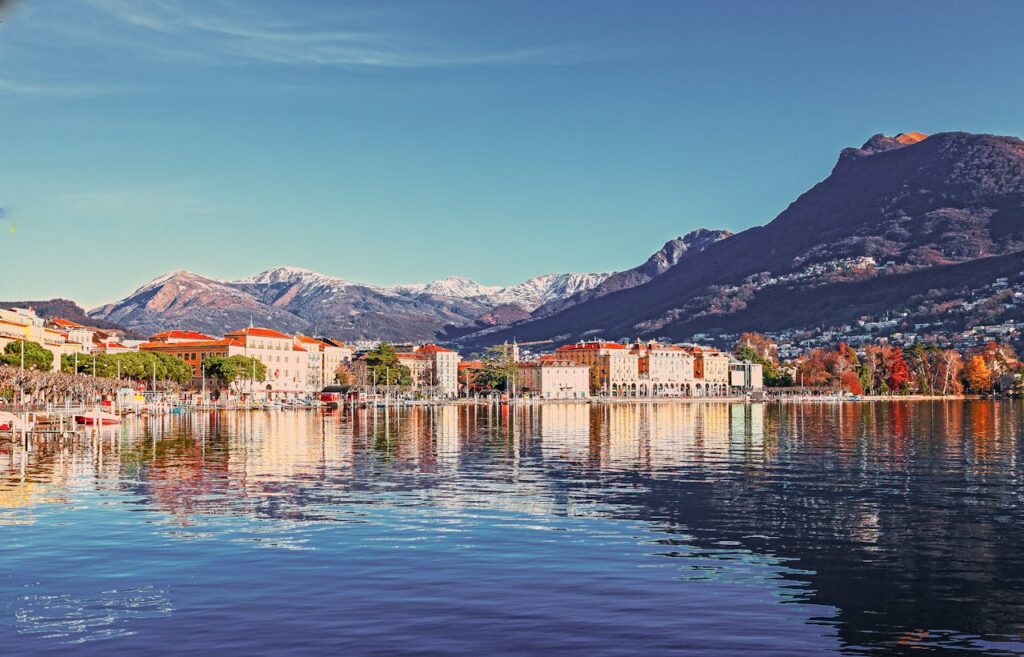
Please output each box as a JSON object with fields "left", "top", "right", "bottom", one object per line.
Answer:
{"left": 14, "top": 585, "right": 173, "bottom": 644}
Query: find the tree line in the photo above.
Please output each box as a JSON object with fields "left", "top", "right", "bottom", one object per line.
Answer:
{"left": 735, "top": 332, "right": 1018, "bottom": 395}
{"left": 1, "top": 340, "right": 270, "bottom": 392}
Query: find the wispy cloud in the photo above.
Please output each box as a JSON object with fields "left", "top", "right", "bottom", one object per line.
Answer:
{"left": 76, "top": 0, "right": 582, "bottom": 69}
{"left": 0, "top": 77, "right": 123, "bottom": 97}
{"left": 47, "top": 185, "right": 237, "bottom": 218}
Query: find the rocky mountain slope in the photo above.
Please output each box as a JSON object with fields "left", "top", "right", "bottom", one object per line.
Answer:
{"left": 461, "top": 131, "right": 1024, "bottom": 348}
{"left": 531, "top": 229, "right": 730, "bottom": 317}
{"left": 0, "top": 299, "right": 137, "bottom": 336}
{"left": 87, "top": 266, "right": 618, "bottom": 341}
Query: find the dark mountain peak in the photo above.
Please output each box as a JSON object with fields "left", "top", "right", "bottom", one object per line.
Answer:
{"left": 462, "top": 129, "right": 1024, "bottom": 349}
{"left": 862, "top": 131, "right": 928, "bottom": 153}
{"left": 837, "top": 131, "right": 929, "bottom": 165}
{"left": 644, "top": 228, "right": 732, "bottom": 277}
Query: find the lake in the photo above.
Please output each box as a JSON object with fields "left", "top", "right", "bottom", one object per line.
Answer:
{"left": 2, "top": 401, "right": 1024, "bottom": 656}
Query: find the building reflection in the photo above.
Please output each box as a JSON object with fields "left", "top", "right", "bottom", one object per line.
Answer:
{"left": 2, "top": 401, "right": 1024, "bottom": 653}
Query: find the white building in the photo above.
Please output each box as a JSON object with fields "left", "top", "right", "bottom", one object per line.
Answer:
{"left": 416, "top": 344, "right": 460, "bottom": 397}
{"left": 224, "top": 327, "right": 309, "bottom": 398}
{"left": 516, "top": 359, "right": 590, "bottom": 399}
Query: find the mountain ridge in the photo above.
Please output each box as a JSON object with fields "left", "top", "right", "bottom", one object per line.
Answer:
{"left": 458, "top": 131, "right": 1024, "bottom": 348}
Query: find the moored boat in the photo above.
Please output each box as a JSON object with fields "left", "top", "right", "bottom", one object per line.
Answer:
{"left": 0, "top": 411, "right": 33, "bottom": 433}
{"left": 75, "top": 410, "right": 122, "bottom": 426}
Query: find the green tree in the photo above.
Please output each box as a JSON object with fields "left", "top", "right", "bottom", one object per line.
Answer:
{"left": 473, "top": 344, "right": 518, "bottom": 391}
{"left": 734, "top": 344, "right": 790, "bottom": 387}
{"left": 60, "top": 351, "right": 193, "bottom": 385}
{"left": 204, "top": 355, "right": 267, "bottom": 391}
{"left": 364, "top": 343, "right": 412, "bottom": 387}
{"left": 1, "top": 340, "right": 54, "bottom": 371}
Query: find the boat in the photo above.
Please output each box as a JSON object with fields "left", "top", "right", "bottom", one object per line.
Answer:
{"left": 0, "top": 411, "right": 33, "bottom": 433}
{"left": 75, "top": 410, "right": 122, "bottom": 426}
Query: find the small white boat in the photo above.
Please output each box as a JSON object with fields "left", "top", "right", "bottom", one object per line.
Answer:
{"left": 75, "top": 410, "right": 122, "bottom": 426}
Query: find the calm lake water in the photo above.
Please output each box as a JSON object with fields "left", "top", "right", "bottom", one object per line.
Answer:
{"left": 2, "top": 401, "right": 1024, "bottom": 656}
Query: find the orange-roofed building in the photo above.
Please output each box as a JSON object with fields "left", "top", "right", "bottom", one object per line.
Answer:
{"left": 225, "top": 327, "right": 308, "bottom": 397}
{"left": 294, "top": 335, "right": 354, "bottom": 390}
{"left": 140, "top": 338, "right": 240, "bottom": 377}
{"left": 148, "top": 330, "right": 217, "bottom": 343}
{"left": 48, "top": 318, "right": 98, "bottom": 349}
{"left": 143, "top": 326, "right": 310, "bottom": 398}
{"left": 414, "top": 344, "right": 460, "bottom": 397}
{"left": 629, "top": 341, "right": 695, "bottom": 396}
{"left": 554, "top": 340, "right": 638, "bottom": 395}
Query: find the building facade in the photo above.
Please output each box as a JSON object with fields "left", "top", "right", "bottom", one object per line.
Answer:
{"left": 416, "top": 344, "right": 460, "bottom": 397}
{"left": 516, "top": 360, "right": 590, "bottom": 399}
{"left": 554, "top": 341, "right": 638, "bottom": 395}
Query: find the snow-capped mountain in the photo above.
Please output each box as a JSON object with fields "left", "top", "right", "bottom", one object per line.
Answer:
{"left": 390, "top": 276, "right": 502, "bottom": 300}
{"left": 393, "top": 272, "right": 612, "bottom": 310}
{"left": 87, "top": 237, "right": 696, "bottom": 342}
{"left": 90, "top": 266, "right": 611, "bottom": 341}
{"left": 235, "top": 266, "right": 352, "bottom": 291}
{"left": 491, "top": 272, "right": 612, "bottom": 309}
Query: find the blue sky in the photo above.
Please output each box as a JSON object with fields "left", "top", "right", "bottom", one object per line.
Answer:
{"left": 2, "top": 0, "right": 1024, "bottom": 308}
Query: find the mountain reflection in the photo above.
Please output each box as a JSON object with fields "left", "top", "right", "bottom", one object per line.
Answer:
{"left": 3, "top": 401, "right": 1024, "bottom": 654}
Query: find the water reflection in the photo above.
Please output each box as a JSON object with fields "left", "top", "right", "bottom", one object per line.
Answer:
{"left": 2, "top": 402, "right": 1024, "bottom": 655}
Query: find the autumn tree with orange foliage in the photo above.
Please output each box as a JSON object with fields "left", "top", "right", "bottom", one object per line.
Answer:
{"left": 965, "top": 355, "right": 993, "bottom": 393}
{"left": 885, "top": 347, "right": 911, "bottom": 393}
{"left": 736, "top": 333, "right": 778, "bottom": 364}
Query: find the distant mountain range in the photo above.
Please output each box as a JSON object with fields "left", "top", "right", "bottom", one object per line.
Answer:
{"left": 460, "top": 131, "right": 1024, "bottom": 349}
{"left": 13, "top": 131, "right": 1020, "bottom": 351}
{"left": 79, "top": 227, "right": 727, "bottom": 342}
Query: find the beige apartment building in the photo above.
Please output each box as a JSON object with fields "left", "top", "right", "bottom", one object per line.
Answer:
{"left": 631, "top": 341, "right": 695, "bottom": 396}
{"left": 690, "top": 346, "right": 732, "bottom": 396}
{"left": 554, "top": 341, "right": 639, "bottom": 395}
{"left": 0, "top": 308, "right": 84, "bottom": 371}
{"left": 416, "top": 344, "right": 460, "bottom": 397}
{"left": 294, "top": 335, "right": 354, "bottom": 391}
{"left": 224, "top": 327, "right": 309, "bottom": 398}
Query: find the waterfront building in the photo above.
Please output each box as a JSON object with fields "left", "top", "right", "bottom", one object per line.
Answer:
{"left": 148, "top": 330, "right": 217, "bottom": 344}
{"left": 395, "top": 351, "right": 431, "bottom": 388}
{"left": 139, "top": 338, "right": 238, "bottom": 377}
{"left": 224, "top": 327, "right": 309, "bottom": 398}
{"left": 554, "top": 341, "right": 639, "bottom": 395}
{"left": 630, "top": 341, "right": 695, "bottom": 396}
{"left": 689, "top": 346, "right": 731, "bottom": 396}
{"left": 516, "top": 359, "right": 590, "bottom": 399}
{"left": 415, "top": 344, "right": 460, "bottom": 397}
{"left": 49, "top": 318, "right": 97, "bottom": 347}
{"left": 319, "top": 339, "right": 354, "bottom": 379}
{"left": 728, "top": 360, "right": 764, "bottom": 393}
{"left": 0, "top": 308, "right": 81, "bottom": 371}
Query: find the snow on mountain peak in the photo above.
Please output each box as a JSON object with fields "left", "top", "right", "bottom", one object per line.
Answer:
{"left": 236, "top": 266, "right": 350, "bottom": 289}
{"left": 494, "top": 272, "right": 612, "bottom": 309}
{"left": 394, "top": 276, "right": 502, "bottom": 299}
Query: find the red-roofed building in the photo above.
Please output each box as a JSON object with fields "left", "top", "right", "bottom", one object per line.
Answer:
{"left": 149, "top": 330, "right": 217, "bottom": 343}
{"left": 414, "top": 344, "right": 460, "bottom": 397}
{"left": 140, "top": 338, "right": 241, "bottom": 377}
{"left": 93, "top": 341, "right": 134, "bottom": 355}
{"left": 293, "top": 335, "right": 354, "bottom": 390}
{"left": 553, "top": 340, "right": 638, "bottom": 395}
{"left": 629, "top": 341, "right": 695, "bottom": 396}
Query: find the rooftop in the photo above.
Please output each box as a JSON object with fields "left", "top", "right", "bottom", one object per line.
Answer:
{"left": 150, "top": 329, "right": 217, "bottom": 341}
{"left": 225, "top": 327, "right": 293, "bottom": 340}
